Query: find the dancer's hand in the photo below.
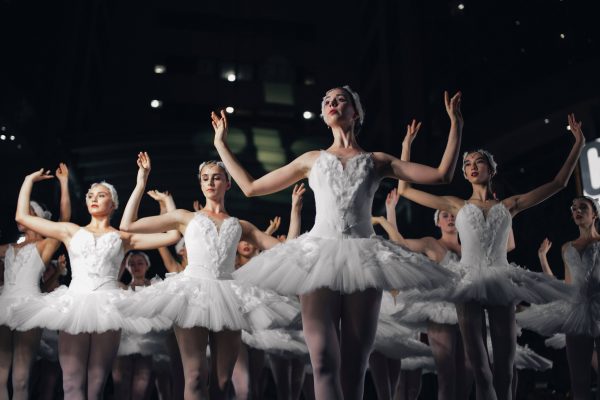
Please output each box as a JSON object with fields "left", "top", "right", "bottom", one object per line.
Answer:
{"left": 538, "top": 238, "right": 552, "bottom": 256}
{"left": 402, "top": 119, "right": 422, "bottom": 147}
{"left": 193, "top": 200, "right": 203, "bottom": 211}
{"left": 57, "top": 254, "right": 67, "bottom": 275}
{"left": 291, "top": 183, "right": 306, "bottom": 211}
{"left": 211, "top": 110, "right": 228, "bottom": 146}
{"left": 444, "top": 91, "right": 463, "bottom": 125}
{"left": 136, "top": 152, "right": 151, "bottom": 183}
{"left": 147, "top": 190, "right": 170, "bottom": 203}
{"left": 568, "top": 113, "right": 585, "bottom": 143}
{"left": 371, "top": 216, "right": 385, "bottom": 226}
{"left": 26, "top": 168, "right": 54, "bottom": 183}
{"left": 277, "top": 234, "right": 287, "bottom": 242}
{"left": 386, "top": 188, "right": 400, "bottom": 210}
{"left": 55, "top": 163, "right": 69, "bottom": 185}
{"left": 265, "top": 216, "right": 281, "bottom": 236}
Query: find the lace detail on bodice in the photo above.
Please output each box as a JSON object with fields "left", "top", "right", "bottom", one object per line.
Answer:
{"left": 308, "top": 151, "right": 380, "bottom": 238}
{"left": 564, "top": 242, "right": 600, "bottom": 299}
{"left": 68, "top": 229, "right": 124, "bottom": 290}
{"left": 184, "top": 213, "right": 242, "bottom": 279}
{"left": 455, "top": 203, "right": 512, "bottom": 267}
{"left": 3, "top": 243, "right": 44, "bottom": 290}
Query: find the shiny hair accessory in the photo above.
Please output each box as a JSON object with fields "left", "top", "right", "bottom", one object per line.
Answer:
{"left": 30, "top": 201, "right": 52, "bottom": 220}
{"left": 433, "top": 210, "right": 441, "bottom": 226}
{"left": 125, "top": 251, "right": 151, "bottom": 272}
{"left": 462, "top": 149, "right": 498, "bottom": 177}
{"left": 198, "top": 160, "right": 231, "bottom": 182}
{"left": 321, "top": 85, "right": 365, "bottom": 126}
{"left": 89, "top": 181, "right": 119, "bottom": 210}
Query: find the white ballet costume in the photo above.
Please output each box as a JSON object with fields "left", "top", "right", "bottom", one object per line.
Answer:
{"left": 517, "top": 241, "right": 600, "bottom": 337}
{"left": 11, "top": 229, "right": 168, "bottom": 334}
{"left": 438, "top": 203, "right": 569, "bottom": 305}
{"left": 0, "top": 243, "right": 45, "bottom": 330}
{"left": 119, "top": 213, "right": 299, "bottom": 332}
{"left": 393, "top": 251, "right": 460, "bottom": 327}
{"left": 234, "top": 151, "right": 455, "bottom": 295}
{"left": 485, "top": 335, "right": 552, "bottom": 371}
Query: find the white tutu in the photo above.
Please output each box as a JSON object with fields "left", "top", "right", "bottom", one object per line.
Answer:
{"left": 242, "top": 329, "right": 308, "bottom": 358}
{"left": 393, "top": 296, "right": 457, "bottom": 327}
{"left": 373, "top": 315, "right": 431, "bottom": 360}
{"left": 544, "top": 334, "right": 566, "bottom": 349}
{"left": 515, "top": 345, "right": 553, "bottom": 371}
{"left": 401, "top": 356, "right": 436, "bottom": 372}
{"left": 117, "top": 330, "right": 168, "bottom": 357}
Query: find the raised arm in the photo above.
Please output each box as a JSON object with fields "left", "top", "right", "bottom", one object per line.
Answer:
{"left": 264, "top": 216, "right": 281, "bottom": 236}
{"left": 15, "top": 169, "right": 78, "bottom": 242}
{"left": 396, "top": 120, "right": 464, "bottom": 214}
{"left": 504, "top": 114, "right": 585, "bottom": 216}
{"left": 538, "top": 238, "right": 554, "bottom": 277}
{"left": 372, "top": 216, "right": 405, "bottom": 244}
{"left": 385, "top": 188, "right": 400, "bottom": 231}
{"left": 212, "top": 110, "right": 313, "bottom": 196}
{"left": 372, "top": 215, "right": 435, "bottom": 257}
{"left": 287, "top": 183, "right": 305, "bottom": 239}
{"left": 158, "top": 247, "right": 183, "bottom": 273}
{"left": 55, "top": 163, "right": 71, "bottom": 222}
{"left": 120, "top": 152, "right": 151, "bottom": 231}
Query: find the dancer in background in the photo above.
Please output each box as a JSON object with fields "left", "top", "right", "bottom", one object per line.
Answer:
{"left": 13, "top": 157, "right": 180, "bottom": 399}
{"left": 214, "top": 87, "right": 463, "bottom": 400}
{"left": 396, "top": 114, "right": 584, "bottom": 399}
{"left": 0, "top": 163, "right": 70, "bottom": 400}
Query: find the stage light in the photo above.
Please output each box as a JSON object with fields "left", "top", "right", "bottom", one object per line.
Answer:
{"left": 150, "top": 100, "right": 163, "bottom": 108}
{"left": 567, "top": 125, "right": 571, "bottom": 131}
{"left": 226, "top": 106, "right": 234, "bottom": 114}
{"left": 154, "top": 65, "right": 166, "bottom": 74}
{"left": 0, "top": 126, "right": 5, "bottom": 131}
{"left": 9, "top": 135, "right": 15, "bottom": 140}
{"left": 560, "top": 33, "right": 566, "bottom": 39}
{"left": 303, "top": 111, "right": 314, "bottom": 120}
{"left": 0, "top": 135, "right": 5, "bottom": 140}
{"left": 457, "top": 3, "right": 465, "bottom": 10}
{"left": 515, "top": 20, "right": 521, "bottom": 26}
{"left": 544, "top": 118, "right": 550, "bottom": 124}
{"left": 227, "top": 73, "right": 236, "bottom": 82}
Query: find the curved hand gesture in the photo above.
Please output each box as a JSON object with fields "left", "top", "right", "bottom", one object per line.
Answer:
{"left": 567, "top": 113, "right": 584, "bottom": 142}
{"left": 137, "top": 152, "right": 151, "bottom": 174}
{"left": 538, "top": 238, "right": 552, "bottom": 256}
{"left": 27, "top": 168, "right": 53, "bottom": 183}
{"left": 55, "top": 163, "right": 69, "bottom": 184}
{"left": 265, "top": 216, "right": 281, "bottom": 236}
{"left": 147, "top": 190, "right": 170, "bottom": 203}
{"left": 386, "top": 188, "right": 400, "bottom": 212}
{"left": 403, "top": 119, "right": 422, "bottom": 146}
{"left": 292, "top": 183, "right": 306, "bottom": 211}
{"left": 193, "top": 200, "right": 203, "bottom": 212}
{"left": 211, "top": 110, "right": 228, "bottom": 145}
{"left": 444, "top": 91, "right": 463, "bottom": 123}
{"left": 57, "top": 254, "right": 67, "bottom": 275}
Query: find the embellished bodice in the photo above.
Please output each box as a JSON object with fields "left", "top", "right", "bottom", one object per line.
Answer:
{"left": 183, "top": 213, "right": 242, "bottom": 280}
{"left": 455, "top": 203, "right": 511, "bottom": 267}
{"left": 308, "top": 151, "right": 380, "bottom": 239}
{"left": 3, "top": 243, "right": 45, "bottom": 294}
{"left": 68, "top": 229, "right": 124, "bottom": 291}
{"left": 563, "top": 242, "right": 600, "bottom": 298}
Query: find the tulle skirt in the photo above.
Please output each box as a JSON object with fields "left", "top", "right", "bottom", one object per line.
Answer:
{"left": 373, "top": 316, "right": 431, "bottom": 360}
{"left": 242, "top": 329, "right": 308, "bottom": 358}
{"left": 117, "top": 330, "right": 168, "bottom": 357}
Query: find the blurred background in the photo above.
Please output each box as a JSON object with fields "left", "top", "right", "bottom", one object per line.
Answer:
{"left": 1, "top": 0, "right": 600, "bottom": 397}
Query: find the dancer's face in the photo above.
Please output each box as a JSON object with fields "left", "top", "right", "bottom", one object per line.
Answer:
{"left": 199, "top": 165, "right": 231, "bottom": 201}
{"left": 237, "top": 240, "right": 256, "bottom": 258}
{"left": 128, "top": 254, "right": 149, "bottom": 279}
{"left": 570, "top": 198, "right": 597, "bottom": 228}
{"left": 437, "top": 211, "right": 456, "bottom": 234}
{"left": 85, "top": 185, "right": 115, "bottom": 216}
{"left": 321, "top": 88, "right": 358, "bottom": 129}
{"left": 463, "top": 152, "right": 493, "bottom": 184}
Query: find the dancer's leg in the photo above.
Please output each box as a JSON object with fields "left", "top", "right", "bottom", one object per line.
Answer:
{"left": 174, "top": 326, "right": 209, "bottom": 400}
{"left": 11, "top": 328, "right": 42, "bottom": 400}
{"left": 428, "top": 322, "right": 457, "bottom": 400}
{"left": 0, "top": 326, "right": 12, "bottom": 400}
{"left": 454, "top": 330, "right": 473, "bottom": 399}
{"left": 456, "top": 302, "right": 496, "bottom": 400}
{"left": 300, "top": 288, "right": 343, "bottom": 400}
{"left": 368, "top": 351, "right": 392, "bottom": 400}
{"left": 232, "top": 344, "right": 249, "bottom": 400}
{"left": 87, "top": 330, "right": 120, "bottom": 399}
{"left": 340, "top": 288, "right": 382, "bottom": 400}
{"left": 131, "top": 354, "right": 153, "bottom": 400}
{"left": 565, "top": 334, "right": 594, "bottom": 400}
{"left": 290, "top": 357, "right": 306, "bottom": 400}
{"left": 208, "top": 329, "right": 241, "bottom": 400}
{"left": 488, "top": 304, "right": 516, "bottom": 400}
{"left": 112, "top": 356, "right": 133, "bottom": 400}
{"left": 58, "top": 332, "right": 90, "bottom": 400}
{"left": 269, "top": 354, "right": 293, "bottom": 400}
{"left": 167, "top": 330, "right": 184, "bottom": 399}
{"left": 35, "top": 359, "right": 61, "bottom": 400}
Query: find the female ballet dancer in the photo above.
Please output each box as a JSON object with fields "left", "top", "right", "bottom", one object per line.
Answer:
{"left": 0, "top": 163, "right": 70, "bottom": 400}
{"left": 517, "top": 196, "right": 600, "bottom": 399}
{"left": 118, "top": 153, "right": 302, "bottom": 400}
{"left": 212, "top": 86, "right": 464, "bottom": 400}
{"left": 13, "top": 160, "right": 180, "bottom": 399}
{"left": 396, "top": 113, "right": 585, "bottom": 399}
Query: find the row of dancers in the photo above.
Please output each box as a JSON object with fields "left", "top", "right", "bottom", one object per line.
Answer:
{"left": 0, "top": 85, "right": 597, "bottom": 400}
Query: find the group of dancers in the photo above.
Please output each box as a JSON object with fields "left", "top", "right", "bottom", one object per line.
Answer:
{"left": 0, "top": 85, "right": 597, "bottom": 400}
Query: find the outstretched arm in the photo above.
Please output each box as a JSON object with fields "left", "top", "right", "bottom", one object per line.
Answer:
{"left": 15, "top": 169, "right": 78, "bottom": 243}
{"left": 264, "top": 216, "right": 281, "bottom": 236}
{"left": 120, "top": 152, "right": 151, "bottom": 231}
{"left": 538, "top": 238, "right": 554, "bottom": 277}
{"left": 372, "top": 215, "right": 434, "bottom": 256}
{"left": 55, "top": 163, "right": 71, "bottom": 223}
{"left": 149, "top": 190, "right": 183, "bottom": 273}
{"left": 504, "top": 114, "right": 585, "bottom": 216}
{"left": 212, "top": 110, "right": 313, "bottom": 196}
{"left": 287, "top": 183, "right": 305, "bottom": 239}
{"left": 385, "top": 188, "right": 400, "bottom": 231}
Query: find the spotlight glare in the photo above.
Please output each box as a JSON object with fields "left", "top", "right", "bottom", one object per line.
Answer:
{"left": 457, "top": 3, "right": 465, "bottom": 10}
{"left": 303, "top": 111, "right": 314, "bottom": 120}
{"left": 150, "top": 99, "right": 163, "bottom": 108}
{"left": 567, "top": 125, "right": 571, "bottom": 131}
{"left": 544, "top": 118, "right": 550, "bottom": 124}
{"left": 560, "top": 33, "right": 566, "bottom": 39}
{"left": 0, "top": 126, "right": 5, "bottom": 131}
{"left": 154, "top": 64, "right": 166, "bottom": 74}
{"left": 0, "top": 135, "right": 5, "bottom": 140}
{"left": 225, "top": 106, "right": 234, "bottom": 114}
{"left": 227, "top": 73, "right": 236, "bottom": 82}
{"left": 9, "top": 135, "right": 15, "bottom": 140}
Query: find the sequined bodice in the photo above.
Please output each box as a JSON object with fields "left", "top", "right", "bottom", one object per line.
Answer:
{"left": 308, "top": 151, "right": 380, "bottom": 239}
{"left": 564, "top": 242, "right": 600, "bottom": 296}
{"left": 455, "top": 203, "right": 511, "bottom": 267}
{"left": 3, "top": 243, "right": 44, "bottom": 294}
{"left": 183, "top": 213, "right": 242, "bottom": 280}
{"left": 68, "top": 229, "right": 124, "bottom": 291}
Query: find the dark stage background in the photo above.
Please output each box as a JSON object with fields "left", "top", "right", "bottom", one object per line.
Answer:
{"left": 1, "top": 0, "right": 600, "bottom": 398}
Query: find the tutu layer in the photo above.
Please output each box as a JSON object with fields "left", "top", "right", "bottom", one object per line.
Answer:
{"left": 118, "top": 272, "right": 299, "bottom": 332}
{"left": 401, "top": 356, "right": 436, "bottom": 372}
{"left": 10, "top": 284, "right": 170, "bottom": 334}
{"left": 393, "top": 297, "right": 457, "bottom": 326}
{"left": 118, "top": 331, "right": 168, "bottom": 357}
{"left": 0, "top": 291, "right": 35, "bottom": 329}
{"left": 544, "top": 333, "right": 566, "bottom": 349}
{"left": 233, "top": 233, "right": 455, "bottom": 295}
{"left": 515, "top": 345, "right": 553, "bottom": 371}
{"left": 242, "top": 329, "right": 308, "bottom": 358}
{"left": 373, "top": 316, "right": 431, "bottom": 360}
